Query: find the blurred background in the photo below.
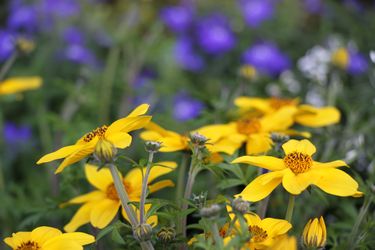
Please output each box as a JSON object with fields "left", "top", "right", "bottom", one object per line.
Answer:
{"left": 1, "top": 0, "right": 375, "bottom": 249}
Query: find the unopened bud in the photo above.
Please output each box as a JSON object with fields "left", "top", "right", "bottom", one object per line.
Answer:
{"left": 16, "top": 38, "right": 35, "bottom": 54}
{"left": 200, "top": 204, "right": 221, "bottom": 219}
{"left": 94, "top": 139, "right": 117, "bottom": 163}
{"left": 232, "top": 197, "right": 250, "bottom": 215}
{"left": 192, "top": 192, "right": 207, "bottom": 209}
{"left": 157, "top": 227, "right": 176, "bottom": 243}
{"left": 271, "top": 133, "right": 290, "bottom": 144}
{"left": 190, "top": 132, "right": 208, "bottom": 148}
{"left": 145, "top": 141, "right": 162, "bottom": 153}
{"left": 133, "top": 223, "right": 153, "bottom": 242}
{"left": 302, "top": 216, "right": 327, "bottom": 249}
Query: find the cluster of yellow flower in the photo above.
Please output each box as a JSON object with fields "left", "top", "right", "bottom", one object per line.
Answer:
{"left": 3, "top": 96, "right": 363, "bottom": 250}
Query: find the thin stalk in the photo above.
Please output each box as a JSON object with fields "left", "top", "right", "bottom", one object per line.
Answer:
{"left": 176, "top": 152, "right": 189, "bottom": 206}
{"left": 139, "top": 152, "right": 154, "bottom": 224}
{"left": 211, "top": 222, "right": 224, "bottom": 249}
{"left": 0, "top": 51, "right": 18, "bottom": 80}
{"left": 140, "top": 241, "right": 154, "bottom": 250}
{"left": 108, "top": 163, "right": 138, "bottom": 227}
{"left": 257, "top": 196, "right": 270, "bottom": 219}
{"left": 285, "top": 194, "right": 295, "bottom": 222}
{"left": 226, "top": 215, "right": 237, "bottom": 237}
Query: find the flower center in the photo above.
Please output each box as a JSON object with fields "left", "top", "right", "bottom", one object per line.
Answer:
{"left": 16, "top": 241, "right": 40, "bottom": 250}
{"left": 269, "top": 97, "right": 295, "bottom": 110}
{"left": 248, "top": 225, "right": 268, "bottom": 242}
{"left": 106, "top": 181, "right": 132, "bottom": 200}
{"left": 83, "top": 125, "right": 108, "bottom": 142}
{"left": 237, "top": 117, "right": 261, "bottom": 135}
{"left": 283, "top": 152, "right": 313, "bottom": 174}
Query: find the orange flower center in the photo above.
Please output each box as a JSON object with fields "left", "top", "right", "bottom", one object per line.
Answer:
{"left": 248, "top": 225, "right": 268, "bottom": 242}
{"left": 284, "top": 152, "right": 313, "bottom": 174}
{"left": 269, "top": 97, "right": 295, "bottom": 110}
{"left": 237, "top": 117, "right": 261, "bottom": 135}
{"left": 16, "top": 241, "right": 40, "bottom": 250}
{"left": 83, "top": 125, "right": 108, "bottom": 142}
{"left": 106, "top": 181, "right": 132, "bottom": 200}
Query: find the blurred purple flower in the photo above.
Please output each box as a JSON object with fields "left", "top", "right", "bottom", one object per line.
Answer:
{"left": 63, "top": 27, "right": 85, "bottom": 45}
{"left": 242, "top": 42, "right": 290, "bottom": 76}
{"left": 132, "top": 68, "right": 157, "bottom": 88}
{"left": 7, "top": 5, "right": 37, "bottom": 33}
{"left": 3, "top": 122, "right": 32, "bottom": 146}
{"left": 174, "top": 36, "right": 205, "bottom": 71}
{"left": 173, "top": 93, "right": 204, "bottom": 121}
{"left": 303, "top": 0, "right": 324, "bottom": 14}
{"left": 160, "top": 5, "right": 194, "bottom": 33}
{"left": 0, "top": 31, "right": 15, "bottom": 62}
{"left": 239, "top": 0, "right": 274, "bottom": 28}
{"left": 63, "top": 44, "right": 97, "bottom": 65}
{"left": 348, "top": 52, "right": 368, "bottom": 75}
{"left": 196, "top": 14, "right": 236, "bottom": 55}
{"left": 40, "top": 0, "right": 80, "bottom": 18}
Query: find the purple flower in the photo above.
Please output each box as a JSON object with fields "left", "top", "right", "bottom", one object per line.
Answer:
{"left": 39, "top": 0, "right": 80, "bottom": 18}
{"left": 3, "top": 122, "right": 32, "bottom": 146}
{"left": 239, "top": 0, "right": 274, "bottom": 28}
{"left": 242, "top": 42, "right": 290, "bottom": 76}
{"left": 173, "top": 93, "right": 204, "bottom": 121}
{"left": 303, "top": 0, "right": 324, "bottom": 14}
{"left": 7, "top": 5, "right": 37, "bottom": 33}
{"left": 174, "top": 36, "right": 205, "bottom": 71}
{"left": 196, "top": 14, "right": 236, "bottom": 55}
{"left": 63, "top": 44, "right": 97, "bottom": 65}
{"left": 0, "top": 31, "right": 15, "bottom": 62}
{"left": 160, "top": 5, "right": 194, "bottom": 33}
{"left": 347, "top": 52, "right": 368, "bottom": 75}
{"left": 132, "top": 68, "right": 157, "bottom": 88}
{"left": 63, "top": 27, "right": 85, "bottom": 45}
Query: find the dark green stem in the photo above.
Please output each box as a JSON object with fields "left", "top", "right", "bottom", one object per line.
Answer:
{"left": 139, "top": 152, "right": 154, "bottom": 224}
{"left": 285, "top": 194, "right": 295, "bottom": 222}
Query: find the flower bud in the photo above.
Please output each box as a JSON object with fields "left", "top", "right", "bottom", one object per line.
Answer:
{"left": 16, "top": 38, "right": 35, "bottom": 54}
{"left": 192, "top": 192, "right": 207, "bottom": 209}
{"left": 302, "top": 216, "right": 326, "bottom": 249}
{"left": 271, "top": 133, "right": 290, "bottom": 144}
{"left": 200, "top": 204, "right": 221, "bottom": 219}
{"left": 156, "top": 227, "right": 176, "bottom": 243}
{"left": 144, "top": 141, "right": 162, "bottom": 153}
{"left": 231, "top": 197, "right": 250, "bottom": 215}
{"left": 94, "top": 139, "right": 117, "bottom": 163}
{"left": 133, "top": 223, "right": 153, "bottom": 242}
{"left": 190, "top": 132, "right": 208, "bottom": 148}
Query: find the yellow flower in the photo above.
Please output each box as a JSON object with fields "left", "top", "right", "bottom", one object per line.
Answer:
{"left": 302, "top": 216, "right": 327, "bottom": 248}
{"left": 331, "top": 47, "right": 349, "bottom": 69}
{"left": 63, "top": 162, "right": 177, "bottom": 232}
{"left": 239, "top": 64, "right": 257, "bottom": 80}
{"left": 235, "top": 96, "right": 340, "bottom": 128}
{"left": 3, "top": 226, "right": 94, "bottom": 250}
{"left": 232, "top": 139, "right": 362, "bottom": 201}
{"left": 37, "top": 104, "right": 151, "bottom": 173}
{"left": 268, "top": 234, "right": 297, "bottom": 250}
{"left": 0, "top": 77, "right": 42, "bottom": 95}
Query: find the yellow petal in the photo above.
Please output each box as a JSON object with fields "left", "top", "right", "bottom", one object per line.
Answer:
{"left": 244, "top": 213, "right": 262, "bottom": 226}
{"left": 47, "top": 232, "right": 95, "bottom": 246}
{"left": 206, "top": 137, "right": 242, "bottom": 155}
{"left": 282, "top": 139, "right": 316, "bottom": 156}
{"left": 55, "top": 142, "right": 96, "bottom": 173}
{"left": 64, "top": 191, "right": 105, "bottom": 205}
{"left": 128, "top": 103, "right": 150, "bottom": 117}
{"left": 0, "top": 76, "right": 42, "bottom": 95}
{"left": 245, "top": 133, "right": 273, "bottom": 155}
{"left": 36, "top": 145, "right": 82, "bottom": 164}
{"left": 260, "top": 106, "right": 297, "bottom": 132}
{"left": 312, "top": 168, "right": 360, "bottom": 196}
{"left": 269, "top": 235, "right": 297, "bottom": 250}
{"left": 121, "top": 204, "right": 158, "bottom": 227}
{"left": 237, "top": 171, "right": 284, "bottom": 202}
{"left": 90, "top": 199, "right": 120, "bottom": 229}
{"left": 107, "top": 116, "right": 151, "bottom": 134}
{"left": 4, "top": 232, "right": 31, "bottom": 248}
{"left": 140, "top": 130, "right": 163, "bottom": 141}
{"left": 84, "top": 164, "right": 118, "bottom": 191}
{"left": 43, "top": 241, "right": 82, "bottom": 250}
{"left": 149, "top": 180, "right": 175, "bottom": 193}
{"left": 31, "top": 226, "right": 62, "bottom": 245}
{"left": 282, "top": 169, "right": 317, "bottom": 195}
{"left": 261, "top": 218, "right": 292, "bottom": 236}
{"left": 43, "top": 232, "right": 95, "bottom": 249}
{"left": 232, "top": 155, "right": 285, "bottom": 171}
{"left": 64, "top": 202, "right": 96, "bottom": 232}
{"left": 159, "top": 137, "right": 188, "bottom": 152}
{"left": 313, "top": 160, "right": 348, "bottom": 168}
{"left": 295, "top": 105, "right": 340, "bottom": 127}
{"left": 234, "top": 97, "right": 271, "bottom": 113}
{"left": 106, "top": 132, "right": 132, "bottom": 149}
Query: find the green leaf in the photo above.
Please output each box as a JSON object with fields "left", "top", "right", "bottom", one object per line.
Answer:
{"left": 217, "top": 178, "right": 245, "bottom": 190}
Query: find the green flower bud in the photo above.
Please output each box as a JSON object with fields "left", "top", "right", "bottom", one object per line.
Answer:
{"left": 200, "top": 204, "right": 221, "bottom": 219}
{"left": 133, "top": 223, "right": 153, "bottom": 242}
{"left": 157, "top": 227, "right": 176, "bottom": 243}
{"left": 232, "top": 197, "right": 250, "bottom": 215}
{"left": 94, "top": 139, "right": 117, "bottom": 163}
{"left": 144, "top": 141, "right": 162, "bottom": 153}
{"left": 190, "top": 132, "right": 208, "bottom": 148}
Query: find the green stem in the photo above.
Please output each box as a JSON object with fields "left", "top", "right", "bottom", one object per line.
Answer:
{"left": 108, "top": 163, "right": 138, "bottom": 227}
{"left": 176, "top": 153, "right": 189, "bottom": 206}
{"left": 139, "top": 152, "right": 154, "bottom": 224}
{"left": 211, "top": 222, "right": 224, "bottom": 249}
{"left": 226, "top": 215, "right": 237, "bottom": 237}
{"left": 285, "top": 194, "right": 295, "bottom": 222}
{"left": 0, "top": 51, "right": 18, "bottom": 81}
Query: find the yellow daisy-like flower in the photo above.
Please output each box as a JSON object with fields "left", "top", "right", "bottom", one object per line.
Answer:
{"left": 232, "top": 139, "right": 362, "bottom": 201}
{"left": 37, "top": 104, "right": 151, "bottom": 173}
{"left": 331, "top": 47, "right": 349, "bottom": 69}
{"left": 302, "top": 216, "right": 327, "bottom": 248}
{"left": 234, "top": 96, "right": 341, "bottom": 128}
{"left": 224, "top": 212, "right": 292, "bottom": 250}
{"left": 0, "top": 77, "right": 42, "bottom": 95}
{"left": 268, "top": 234, "right": 297, "bottom": 250}
{"left": 3, "top": 226, "right": 95, "bottom": 250}
{"left": 63, "top": 162, "right": 177, "bottom": 232}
